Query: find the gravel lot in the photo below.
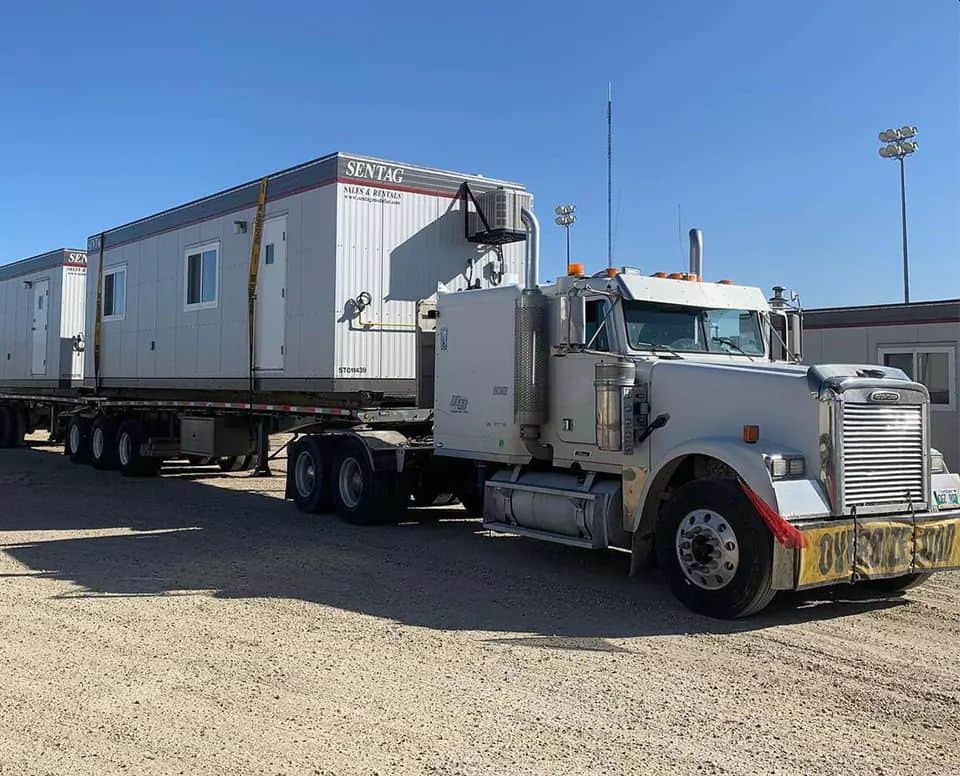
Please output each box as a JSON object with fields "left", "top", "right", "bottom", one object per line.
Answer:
{"left": 1, "top": 433, "right": 958, "bottom": 776}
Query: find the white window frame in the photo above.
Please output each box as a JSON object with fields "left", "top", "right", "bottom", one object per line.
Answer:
{"left": 878, "top": 345, "right": 956, "bottom": 412}
{"left": 102, "top": 264, "right": 127, "bottom": 322}
{"left": 183, "top": 241, "right": 220, "bottom": 311}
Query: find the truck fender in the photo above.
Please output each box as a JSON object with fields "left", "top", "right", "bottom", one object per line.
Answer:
{"left": 627, "top": 436, "right": 777, "bottom": 537}
{"left": 328, "top": 429, "right": 411, "bottom": 473}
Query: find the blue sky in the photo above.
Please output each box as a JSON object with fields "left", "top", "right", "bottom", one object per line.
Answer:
{"left": 1, "top": 0, "right": 956, "bottom": 307}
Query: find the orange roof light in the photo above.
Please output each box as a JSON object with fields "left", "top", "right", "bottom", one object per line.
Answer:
{"left": 605, "top": 267, "right": 619, "bottom": 278}
{"left": 567, "top": 262, "right": 585, "bottom": 277}
{"left": 685, "top": 273, "right": 700, "bottom": 282}
{"left": 718, "top": 279, "right": 734, "bottom": 285}
{"left": 668, "top": 272, "right": 684, "bottom": 280}
{"left": 652, "top": 271, "right": 668, "bottom": 278}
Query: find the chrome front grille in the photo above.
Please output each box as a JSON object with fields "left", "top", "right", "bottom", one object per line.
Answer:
{"left": 842, "top": 402, "right": 924, "bottom": 509}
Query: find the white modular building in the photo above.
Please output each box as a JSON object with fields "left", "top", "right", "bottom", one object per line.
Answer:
{"left": 0, "top": 248, "right": 87, "bottom": 388}
{"left": 83, "top": 152, "right": 531, "bottom": 399}
{"left": 804, "top": 298, "right": 960, "bottom": 470}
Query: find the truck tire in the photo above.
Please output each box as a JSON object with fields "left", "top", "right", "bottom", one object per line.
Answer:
{"left": 332, "top": 437, "right": 409, "bottom": 525}
{"left": 656, "top": 479, "right": 776, "bottom": 619}
{"left": 219, "top": 455, "right": 254, "bottom": 472}
{"left": 66, "top": 417, "right": 93, "bottom": 463}
{"left": 186, "top": 455, "right": 214, "bottom": 466}
{"left": 117, "top": 419, "right": 161, "bottom": 477}
{"left": 90, "top": 416, "right": 119, "bottom": 470}
{"left": 0, "top": 406, "right": 14, "bottom": 448}
{"left": 290, "top": 437, "right": 330, "bottom": 514}
{"left": 864, "top": 573, "right": 932, "bottom": 594}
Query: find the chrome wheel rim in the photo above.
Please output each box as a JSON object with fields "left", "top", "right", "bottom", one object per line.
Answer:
{"left": 92, "top": 427, "right": 104, "bottom": 460}
{"left": 295, "top": 450, "right": 317, "bottom": 498}
{"left": 675, "top": 509, "right": 740, "bottom": 590}
{"left": 119, "top": 432, "right": 132, "bottom": 467}
{"left": 338, "top": 457, "right": 364, "bottom": 509}
{"left": 69, "top": 424, "right": 80, "bottom": 455}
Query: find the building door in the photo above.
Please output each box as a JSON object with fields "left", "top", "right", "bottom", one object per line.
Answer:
{"left": 31, "top": 279, "right": 49, "bottom": 375}
{"left": 255, "top": 216, "right": 287, "bottom": 371}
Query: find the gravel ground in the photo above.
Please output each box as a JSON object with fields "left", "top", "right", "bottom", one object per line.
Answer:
{"left": 1, "top": 433, "right": 958, "bottom": 776}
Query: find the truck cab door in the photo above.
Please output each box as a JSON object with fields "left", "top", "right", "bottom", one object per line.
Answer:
{"left": 554, "top": 299, "right": 611, "bottom": 445}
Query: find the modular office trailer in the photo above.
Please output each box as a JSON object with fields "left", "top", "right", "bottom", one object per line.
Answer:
{"left": 0, "top": 248, "right": 87, "bottom": 388}
{"left": 84, "top": 152, "right": 530, "bottom": 400}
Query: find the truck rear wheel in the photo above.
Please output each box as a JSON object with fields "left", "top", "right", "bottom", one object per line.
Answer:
{"left": 290, "top": 437, "right": 330, "bottom": 514}
{"left": 117, "top": 419, "right": 161, "bottom": 477}
{"left": 90, "top": 417, "right": 119, "bottom": 470}
{"left": 332, "top": 437, "right": 409, "bottom": 525}
{"left": 656, "top": 479, "right": 776, "bottom": 619}
{"left": 66, "top": 417, "right": 93, "bottom": 463}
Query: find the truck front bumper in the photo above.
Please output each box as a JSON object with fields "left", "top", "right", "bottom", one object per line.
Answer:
{"left": 775, "top": 508, "right": 960, "bottom": 590}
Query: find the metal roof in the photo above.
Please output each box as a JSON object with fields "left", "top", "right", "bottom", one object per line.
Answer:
{"left": 804, "top": 298, "right": 960, "bottom": 329}
{"left": 0, "top": 248, "right": 86, "bottom": 282}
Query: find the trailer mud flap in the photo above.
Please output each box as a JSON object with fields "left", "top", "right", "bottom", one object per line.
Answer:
{"left": 795, "top": 513, "right": 960, "bottom": 589}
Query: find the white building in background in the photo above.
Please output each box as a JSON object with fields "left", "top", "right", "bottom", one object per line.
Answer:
{"left": 804, "top": 298, "right": 960, "bottom": 470}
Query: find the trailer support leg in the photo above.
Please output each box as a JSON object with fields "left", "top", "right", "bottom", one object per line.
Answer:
{"left": 252, "top": 418, "right": 272, "bottom": 477}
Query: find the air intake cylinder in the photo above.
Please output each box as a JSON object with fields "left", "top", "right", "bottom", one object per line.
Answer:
{"left": 595, "top": 360, "right": 637, "bottom": 451}
{"left": 515, "top": 289, "right": 548, "bottom": 437}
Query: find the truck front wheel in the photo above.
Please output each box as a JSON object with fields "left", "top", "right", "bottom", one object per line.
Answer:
{"left": 656, "top": 479, "right": 776, "bottom": 619}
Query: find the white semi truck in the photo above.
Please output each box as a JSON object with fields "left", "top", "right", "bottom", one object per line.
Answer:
{"left": 1, "top": 156, "right": 958, "bottom": 617}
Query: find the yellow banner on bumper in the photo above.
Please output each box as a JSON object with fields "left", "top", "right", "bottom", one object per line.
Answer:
{"left": 796, "top": 514, "right": 960, "bottom": 588}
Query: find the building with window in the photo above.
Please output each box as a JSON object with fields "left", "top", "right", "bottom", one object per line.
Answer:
{"left": 803, "top": 298, "right": 960, "bottom": 470}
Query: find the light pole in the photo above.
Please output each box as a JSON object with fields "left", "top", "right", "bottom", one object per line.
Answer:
{"left": 878, "top": 125, "right": 918, "bottom": 303}
{"left": 554, "top": 204, "right": 577, "bottom": 266}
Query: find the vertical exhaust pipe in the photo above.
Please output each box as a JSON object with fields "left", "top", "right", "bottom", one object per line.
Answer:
{"left": 521, "top": 206, "right": 539, "bottom": 290}
{"left": 688, "top": 228, "right": 703, "bottom": 278}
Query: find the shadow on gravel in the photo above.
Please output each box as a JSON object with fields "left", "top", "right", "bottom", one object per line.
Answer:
{"left": 0, "top": 446, "right": 911, "bottom": 640}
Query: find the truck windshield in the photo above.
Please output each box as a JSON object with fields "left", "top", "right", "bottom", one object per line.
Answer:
{"left": 623, "top": 302, "right": 765, "bottom": 355}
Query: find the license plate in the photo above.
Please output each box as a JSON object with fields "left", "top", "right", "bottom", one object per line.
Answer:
{"left": 935, "top": 488, "right": 959, "bottom": 507}
{"left": 796, "top": 514, "right": 960, "bottom": 588}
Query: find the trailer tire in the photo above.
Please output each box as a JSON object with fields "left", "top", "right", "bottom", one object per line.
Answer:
{"left": 186, "top": 455, "right": 215, "bottom": 466}
{"left": 66, "top": 417, "right": 93, "bottom": 463}
{"left": 656, "top": 479, "right": 776, "bottom": 619}
{"left": 117, "top": 419, "right": 161, "bottom": 477}
{"left": 219, "top": 455, "right": 254, "bottom": 472}
{"left": 290, "top": 437, "right": 330, "bottom": 514}
{"left": 0, "top": 406, "right": 15, "bottom": 448}
{"left": 90, "top": 416, "right": 119, "bottom": 470}
{"left": 332, "top": 437, "right": 409, "bottom": 525}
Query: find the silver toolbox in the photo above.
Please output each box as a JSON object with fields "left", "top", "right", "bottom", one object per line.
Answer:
{"left": 181, "top": 416, "right": 254, "bottom": 457}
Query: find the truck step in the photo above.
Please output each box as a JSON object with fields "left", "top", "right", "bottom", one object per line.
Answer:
{"left": 481, "top": 521, "right": 599, "bottom": 549}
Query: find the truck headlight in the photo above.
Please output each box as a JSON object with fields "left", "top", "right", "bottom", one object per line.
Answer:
{"left": 766, "top": 454, "right": 805, "bottom": 479}
{"left": 931, "top": 449, "right": 948, "bottom": 475}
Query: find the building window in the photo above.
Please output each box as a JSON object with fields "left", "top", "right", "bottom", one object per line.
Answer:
{"left": 184, "top": 242, "right": 219, "bottom": 309}
{"left": 102, "top": 265, "right": 126, "bottom": 320}
{"left": 880, "top": 346, "right": 956, "bottom": 410}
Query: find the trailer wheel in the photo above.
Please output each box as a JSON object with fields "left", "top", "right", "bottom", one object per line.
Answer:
{"left": 117, "top": 419, "right": 161, "bottom": 477}
{"left": 290, "top": 437, "right": 330, "bottom": 514}
{"left": 218, "top": 455, "right": 254, "bottom": 472}
{"left": 90, "top": 416, "right": 119, "bottom": 470}
{"left": 66, "top": 417, "right": 93, "bottom": 463}
{"left": 332, "top": 437, "right": 409, "bottom": 525}
{"left": 655, "top": 479, "right": 776, "bottom": 619}
{"left": 0, "top": 406, "right": 14, "bottom": 448}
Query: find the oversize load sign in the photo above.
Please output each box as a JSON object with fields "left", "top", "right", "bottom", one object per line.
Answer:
{"left": 797, "top": 515, "right": 960, "bottom": 588}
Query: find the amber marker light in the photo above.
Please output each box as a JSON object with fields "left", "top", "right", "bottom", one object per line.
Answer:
{"left": 742, "top": 425, "right": 760, "bottom": 443}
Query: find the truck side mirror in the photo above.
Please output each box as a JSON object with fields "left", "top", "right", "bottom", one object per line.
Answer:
{"left": 787, "top": 310, "right": 803, "bottom": 361}
{"left": 558, "top": 292, "right": 586, "bottom": 348}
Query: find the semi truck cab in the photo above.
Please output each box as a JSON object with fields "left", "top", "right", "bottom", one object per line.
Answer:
{"left": 432, "top": 267, "right": 960, "bottom": 618}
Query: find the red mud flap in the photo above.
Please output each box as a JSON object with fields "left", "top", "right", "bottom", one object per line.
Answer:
{"left": 794, "top": 511, "right": 960, "bottom": 589}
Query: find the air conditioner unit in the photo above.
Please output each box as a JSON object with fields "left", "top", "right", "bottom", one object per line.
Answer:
{"left": 469, "top": 188, "right": 529, "bottom": 245}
